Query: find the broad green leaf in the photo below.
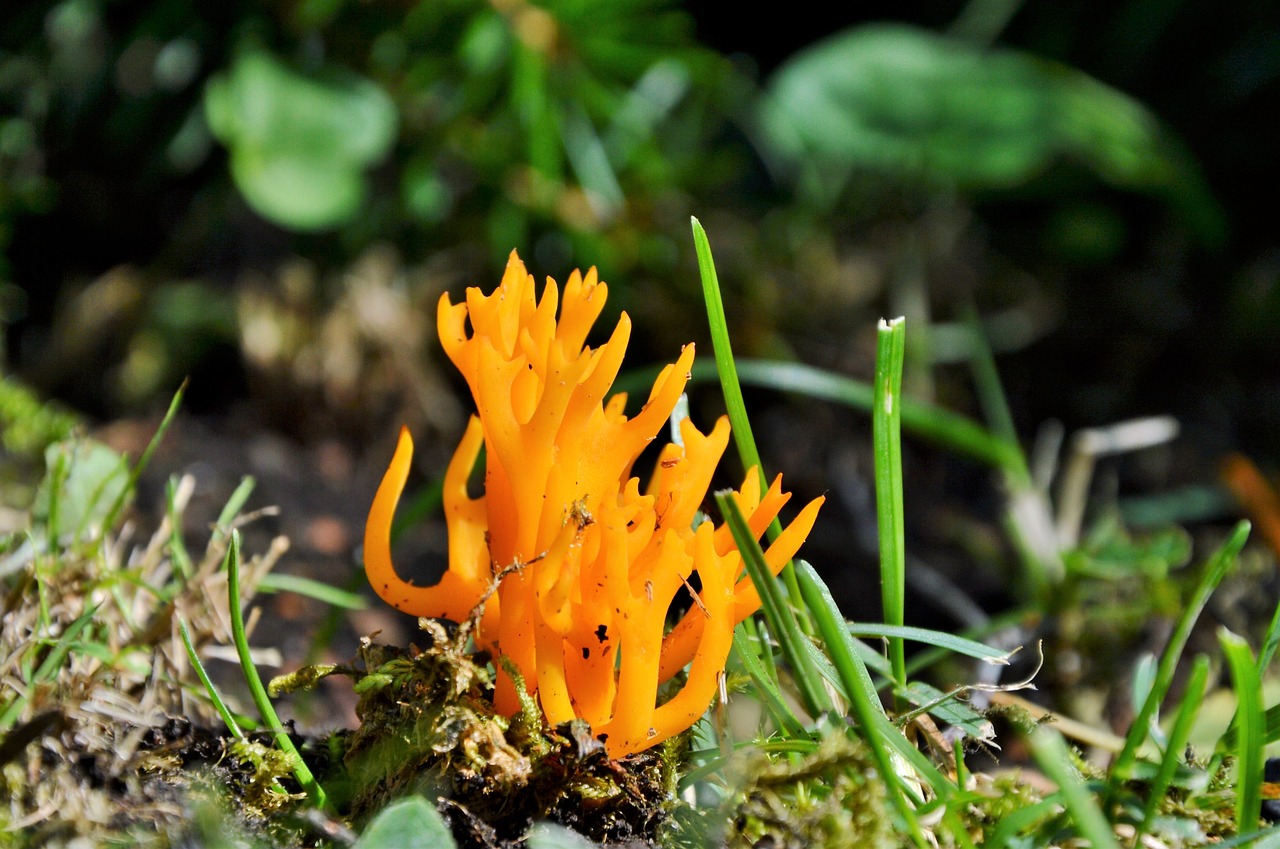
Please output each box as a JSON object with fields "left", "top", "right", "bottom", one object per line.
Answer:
{"left": 757, "top": 23, "right": 1218, "bottom": 239}
{"left": 355, "top": 796, "right": 456, "bottom": 849}
{"left": 205, "top": 50, "right": 397, "bottom": 230}
{"left": 33, "top": 439, "right": 128, "bottom": 541}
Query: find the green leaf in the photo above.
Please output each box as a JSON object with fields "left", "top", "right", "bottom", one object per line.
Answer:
{"left": 848, "top": 623, "right": 1016, "bottom": 664}
{"left": 355, "top": 796, "right": 456, "bottom": 849}
{"left": 33, "top": 439, "right": 128, "bottom": 541}
{"left": 205, "top": 50, "right": 397, "bottom": 230}
{"left": 757, "top": 23, "right": 1218, "bottom": 238}
{"left": 1220, "top": 628, "right": 1264, "bottom": 836}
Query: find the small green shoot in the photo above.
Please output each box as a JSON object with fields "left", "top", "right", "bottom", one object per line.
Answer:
{"left": 215, "top": 476, "right": 257, "bottom": 537}
{"left": 224, "top": 530, "right": 328, "bottom": 809}
{"left": 98, "top": 379, "right": 186, "bottom": 541}
{"left": 1110, "top": 520, "right": 1250, "bottom": 784}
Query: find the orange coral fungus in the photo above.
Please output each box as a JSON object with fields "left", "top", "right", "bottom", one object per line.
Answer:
{"left": 364, "top": 251, "right": 824, "bottom": 758}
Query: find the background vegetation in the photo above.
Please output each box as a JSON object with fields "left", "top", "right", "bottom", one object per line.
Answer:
{"left": 2, "top": 0, "right": 1280, "bottom": 846}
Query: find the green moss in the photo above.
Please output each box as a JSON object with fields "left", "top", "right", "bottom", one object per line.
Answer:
{"left": 720, "top": 729, "right": 896, "bottom": 849}
{"left": 321, "top": 619, "right": 678, "bottom": 847}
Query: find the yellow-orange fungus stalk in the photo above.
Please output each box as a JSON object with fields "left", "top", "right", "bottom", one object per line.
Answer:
{"left": 363, "top": 251, "right": 824, "bottom": 758}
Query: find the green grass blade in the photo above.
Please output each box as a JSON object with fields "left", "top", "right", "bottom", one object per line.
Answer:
{"left": 847, "top": 623, "right": 1016, "bottom": 664}
{"left": 166, "top": 477, "right": 194, "bottom": 580}
{"left": 716, "top": 491, "right": 832, "bottom": 718}
{"left": 178, "top": 615, "right": 244, "bottom": 740}
{"left": 794, "top": 556, "right": 977, "bottom": 810}
{"left": 689, "top": 218, "right": 810, "bottom": 620}
{"left": 614, "top": 358, "right": 1024, "bottom": 473}
{"left": 1135, "top": 653, "right": 1210, "bottom": 842}
{"left": 99, "top": 380, "right": 186, "bottom": 538}
{"left": 1111, "top": 520, "right": 1250, "bottom": 783}
{"left": 691, "top": 217, "right": 765, "bottom": 487}
{"left": 793, "top": 559, "right": 891, "bottom": 720}
{"left": 791, "top": 558, "right": 955, "bottom": 844}
{"left": 961, "top": 307, "right": 1031, "bottom": 485}
{"left": 214, "top": 476, "right": 256, "bottom": 537}
{"left": 1220, "top": 628, "right": 1264, "bottom": 835}
{"left": 873, "top": 317, "right": 908, "bottom": 693}
{"left": 256, "top": 573, "right": 368, "bottom": 610}
{"left": 1257, "top": 596, "right": 1280, "bottom": 676}
{"left": 225, "top": 530, "right": 328, "bottom": 809}
{"left": 730, "top": 625, "right": 807, "bottom": 739}
{"left": 1029, "top": 726, "right": 1121, "bottom": 849}
{"left": 1223, "top": 702, "right": 1280, "bottom": 750}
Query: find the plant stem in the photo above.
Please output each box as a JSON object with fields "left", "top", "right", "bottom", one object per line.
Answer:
{"left": 225, "top": 530, "right": 328, "bottom": 809}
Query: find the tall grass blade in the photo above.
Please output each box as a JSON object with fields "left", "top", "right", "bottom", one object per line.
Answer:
{"left": 690, "top": 217, "right": 764, "bottom": 487}
{"left": 873, "top": 317, "right": 908, "bottom": 692}
{"left": 689, "top": 218, "right": 811, "bottom": 618}
{"left": 1220, "top": 628, "right": 1264, "bottom": 836}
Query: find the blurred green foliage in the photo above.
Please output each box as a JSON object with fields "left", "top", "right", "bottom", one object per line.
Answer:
{"left": 205, "top": 50, "right": 397, "bottom": 230}
{"left": 0, "top": 0, "right": 1275, "bottom": 450}
{"left": 756, "top": 23, "right": 1222, "bottom": 244}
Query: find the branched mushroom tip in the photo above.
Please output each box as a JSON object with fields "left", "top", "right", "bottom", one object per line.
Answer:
{"left": 363, "top": 250, "right": 824, "bottom": 758}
